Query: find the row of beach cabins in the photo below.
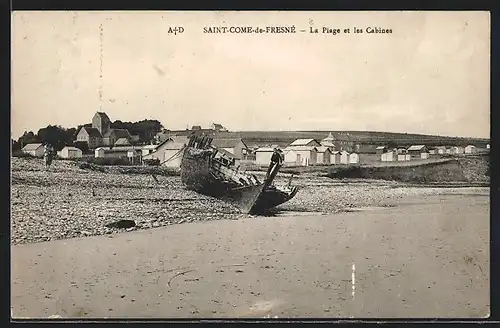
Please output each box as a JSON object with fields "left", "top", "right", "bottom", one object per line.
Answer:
{"left": 19, "top": 135, "right": 489, "bottom": 168}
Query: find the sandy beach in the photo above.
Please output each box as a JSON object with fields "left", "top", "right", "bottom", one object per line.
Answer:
{"left": 12, "top": 192, "right": 489, "bottom": 319}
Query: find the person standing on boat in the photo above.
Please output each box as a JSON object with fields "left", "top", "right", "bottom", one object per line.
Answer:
{"left": 266, "top": 148, "right": 283, "bottom": 181}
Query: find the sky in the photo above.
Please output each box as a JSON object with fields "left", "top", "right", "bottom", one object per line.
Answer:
{"left": 11, "top": 11, "right": 490, "bottom": 139}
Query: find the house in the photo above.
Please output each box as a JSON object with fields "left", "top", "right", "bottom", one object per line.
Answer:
{"left": 396, "top": 148, "right": 407, "bottom": 154}
{"left": 114, "top": 138, "right": 131, "bottom": 147}
{"left": 315, "top": 146, "right": 332, "bottom": 165}
{"left": 446, "top": 147, "right": 452, "bottom": 154}
{"left": 211, "top": 138, "right": 248, "bottom": 160}
{"left": 21, "top": 143, "right": 44, "bottom": 157}
{"left": 211, "top": 123, "right": 228, "bottom": 132}
{"left": 465, "top": 145, "right": 477, "bottom": 154}
{"left": 340, "top": 151, "right": 350, "bottom": 164}
{"left": 142, "top": 136, "right": 189, "bottom": 168}
{"left": 330, "top": 151, "right": 341, "bottom": 165}
{"left": 102, "top": 129, "right": 132, "bottom": 147}
{"left": 381, "top": 151, "right": 395, "bottom": 162}
{"left": 255, "top": 148, "right": 275, "bottom": 166}
{"left": 428, "top": 147, "right": 437, "bottom": 155}
{"left": 376, "top": 146, "right": 388, "bottom": 154}
{"left": 191, "top": 125, "right": 202, "bottom": 131}
{"left": 451, "top": 146, "right": 464, "bottom": 155}
{"left": 407, "top": 145, "right": 429, "bottom": 158}
{"left": 486, "top": 144, "right": 490, "bottom": 150}
{"left": 76, "top": 126, "right": 102, "bottom": 149}
{"left": 349, "top": 152, "right": 359, "bottom": 164}
{"left": 289, "top": 138, "right": 321, "bottom": 147}
{"left": 58, "top": 146, "right": 82, "bottom": 159}
{"left": 421, "top": 152, "right": 429, "bottom": 159}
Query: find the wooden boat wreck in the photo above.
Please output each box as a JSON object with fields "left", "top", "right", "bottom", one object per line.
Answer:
{"left": 180, "top": 135, "right": 298, "bottom": 214}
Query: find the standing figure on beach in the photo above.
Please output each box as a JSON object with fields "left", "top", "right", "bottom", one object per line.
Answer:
{"left": 43, "top": 143, "right": 54, "bottom": 169}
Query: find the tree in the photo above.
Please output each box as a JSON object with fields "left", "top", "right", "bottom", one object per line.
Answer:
{"left": 37, "top": 125, "right": 68, "bottom": 151}
{"left": 74, "top": 141, "right": 90, "bottom": 153}
{"left": 110, "top": 119, "right": 163, "bottom": 144}
{"left": 17, "top": 131, "right": 39, "bottom": 148}
{"left": 12, "top": 139, "right": 21, "bottom": 151}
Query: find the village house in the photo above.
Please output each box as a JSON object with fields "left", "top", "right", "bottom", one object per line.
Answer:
{"left": 315, "top": 146, "right": 332, "bottom": 165}
{"left": 114, "top": 138, "right": 131, "bottom": 147}
{"left": 211, "top": 123, "right": 228, "bottom": 132}
{"left": 465, "top": 145, "right": 477, "bottom": 154}
{"left": 57, "top": 146, "right": 82, "bottom": 159}
{"left": 142, "top": 136, "right": 189, "bottom": 168}
{"left": 75, "top": 112, "right": 135, "bottom": 149}
{"left": 407, "top": 145, "right": 429, "bottom": 159}
{"left": 211, "top": 138, "right": 248, "bottom": 160}
{"left": 283, "top": 145, "right": 318, "bottom": 166}
{"left": 21, "top": 143, "right": 44, "bottom": 157}
{"left": 76, "top": 126, "right": 102, "bottom": 149}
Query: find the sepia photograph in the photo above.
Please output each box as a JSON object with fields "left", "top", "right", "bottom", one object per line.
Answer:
{"left": 11, "top": 11, "right": 490, "bottom": 319}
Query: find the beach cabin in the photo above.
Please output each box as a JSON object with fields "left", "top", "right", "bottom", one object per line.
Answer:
{"left": 340, "top": 151, "right": 349, "bottom": 164}
{"left": 21, "top": 143, "right": 44, "bottom": 157}
{"left": 58, "top": 146, "right": 82, "bottom": 159}
{"left": 330, "top": 151, "right": 341, "bottom": 165}
{"left": 465, "top": 145, "right": 477, "bottom": 154}
{"left": 316, "top": 146, "right": 332, "bottom": 165}
{"left": 284, "top": 146, "right": 318, "bottom": 166}
{"left": 349, "top": 153, "right": 359, "bottom": 164}
{"left": 255, "top": 148, "right": 275, "bottom": 166}
{"left": 381, "top": 151, "right": 395, "bottom": 162}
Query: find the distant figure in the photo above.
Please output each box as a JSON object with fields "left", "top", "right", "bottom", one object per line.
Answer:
{"left": 265, "top": 148, "right": 283, "bottom": 181}
{"left": 43, "top": 143, "right": 54, "bottom": 169}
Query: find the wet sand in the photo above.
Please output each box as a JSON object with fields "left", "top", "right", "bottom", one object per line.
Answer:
{"left": 11, "top": 193, "right": 489, "bottom": 319}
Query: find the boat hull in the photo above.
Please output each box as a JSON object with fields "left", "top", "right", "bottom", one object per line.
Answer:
{"left": 180, "top": 143, "right": 297, "bottom": 214}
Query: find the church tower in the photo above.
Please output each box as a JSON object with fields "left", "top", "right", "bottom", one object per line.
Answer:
{"left": 92, "top": 112, "right": 111, "bottom": 135}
